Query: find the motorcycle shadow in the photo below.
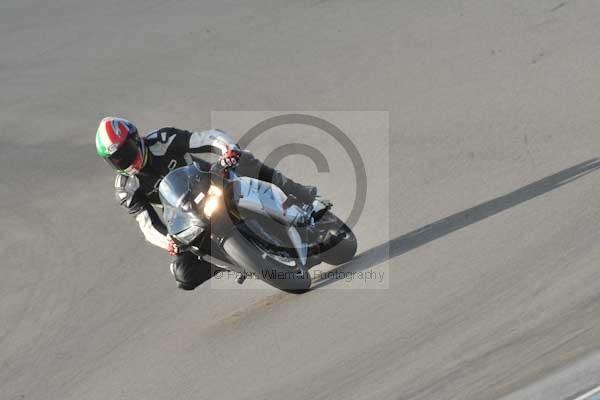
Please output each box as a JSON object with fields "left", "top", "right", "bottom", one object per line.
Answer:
{"left": 311, "top": 158, "right": 600, "bottom": 289}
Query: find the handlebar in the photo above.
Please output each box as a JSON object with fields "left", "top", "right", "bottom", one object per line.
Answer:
{"left": 209, "top": 162, "right": 238, "bottom": 180}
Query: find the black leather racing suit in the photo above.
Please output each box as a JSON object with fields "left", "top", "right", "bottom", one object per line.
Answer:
{"left": 114, "top": 127, "right": 314, "bottom": 290}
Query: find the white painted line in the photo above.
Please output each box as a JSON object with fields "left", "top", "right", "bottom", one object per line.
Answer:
{"left": 572, "top": 384, "right": 600, "bottom": 400}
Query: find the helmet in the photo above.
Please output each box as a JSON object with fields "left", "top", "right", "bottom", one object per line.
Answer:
{"left": 95, "top": 117, "right": 147, "bottom": 175}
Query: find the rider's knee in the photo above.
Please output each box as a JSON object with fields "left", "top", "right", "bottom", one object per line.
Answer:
{"left": 169, "top": 254, "right": 212, "bottom": 291}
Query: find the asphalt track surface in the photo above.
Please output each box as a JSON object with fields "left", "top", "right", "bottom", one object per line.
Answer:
{"left": 2, "top": 1, "right": 600, "bottom": 399}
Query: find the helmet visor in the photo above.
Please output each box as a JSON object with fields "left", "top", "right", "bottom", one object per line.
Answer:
{"left": 107, "top": 136, "right": 139, "bottom": 170}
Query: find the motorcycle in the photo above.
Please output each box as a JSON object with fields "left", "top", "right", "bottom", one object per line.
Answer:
{"left": 158, "top": 162, "right": 357, "bottom": 293}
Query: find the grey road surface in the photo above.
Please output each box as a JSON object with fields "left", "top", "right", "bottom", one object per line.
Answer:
{"left": 2, "top": 1, "right": 600, "bottom": 399}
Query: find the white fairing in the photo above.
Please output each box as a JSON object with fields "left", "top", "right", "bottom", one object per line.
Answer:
{"left": 233, "top": 177, "right": 304, "bottom": 226}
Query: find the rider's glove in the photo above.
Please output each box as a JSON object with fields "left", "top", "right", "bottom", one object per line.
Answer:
{"left": 219, "top": 147, "right": 241, "bottom": 168}
{"left": 167, "top": 237, "right": 180, "bottom": 256}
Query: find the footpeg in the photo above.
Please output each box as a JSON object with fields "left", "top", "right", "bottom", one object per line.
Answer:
{"left": 236, "top": 274, "right": 247, "bottom": 285}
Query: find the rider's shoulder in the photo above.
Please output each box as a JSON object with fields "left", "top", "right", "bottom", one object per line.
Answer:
{"left": 114, "top": 174, "right": 146, "bottom": 212}
{"left": 114, "top": 173, "right": 140, "bottom": 193}
{"left": 143, "top": 127, "right": 186, "bottom": 141}
{"left": 143, "top": 127, "right": 188, "bottom": 156}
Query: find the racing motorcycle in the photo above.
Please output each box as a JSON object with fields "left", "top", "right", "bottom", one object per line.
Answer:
{"left": 158, "top": 162, "right": 357, "bottom": 292}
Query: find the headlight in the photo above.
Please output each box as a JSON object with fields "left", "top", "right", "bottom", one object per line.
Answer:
{"left": 208, "top": 185, "right": 222, "bottom": 197}
{"left": 203, "top": 185, "right": 222, "bottom": 218}
{"left": 203, "top": 196, "right": 220, "bottom": 218}
{"left": 175, "top": 225, "right": 204, "bottom": 244}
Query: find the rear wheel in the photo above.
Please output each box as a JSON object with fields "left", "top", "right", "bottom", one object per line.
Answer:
{"left": 222, "top": 230, "right": 312, "bottom": 293}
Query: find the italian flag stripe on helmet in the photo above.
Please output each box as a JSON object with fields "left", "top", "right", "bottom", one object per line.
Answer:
{"left": 95, "top": 129, "right": 110, "bottom": 158}
{"left": 95, "top": 117, "right": 130, "bottom": 158}
{"left": 104, "top": 119, "right": 119, "bottom": 143}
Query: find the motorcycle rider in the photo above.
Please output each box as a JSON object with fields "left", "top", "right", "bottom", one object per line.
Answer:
{"left": 95, "top": 117, "right": 317, "bottom": 290}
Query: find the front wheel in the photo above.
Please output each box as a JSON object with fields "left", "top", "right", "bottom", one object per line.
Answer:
{"left": 222, "top": 230, "right": 312, "bottom": 293}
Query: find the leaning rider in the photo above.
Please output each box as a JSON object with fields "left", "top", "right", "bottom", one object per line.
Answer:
{"left": 95, "top": 117, "right": 317, "bottom": 290}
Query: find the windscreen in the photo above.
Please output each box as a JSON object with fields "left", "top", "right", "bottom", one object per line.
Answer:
{"left": 158, "top": 167, "right": 192, "bottom": 208}
{"left": 158, "top": 164, "right": 211, "bottom": 235}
